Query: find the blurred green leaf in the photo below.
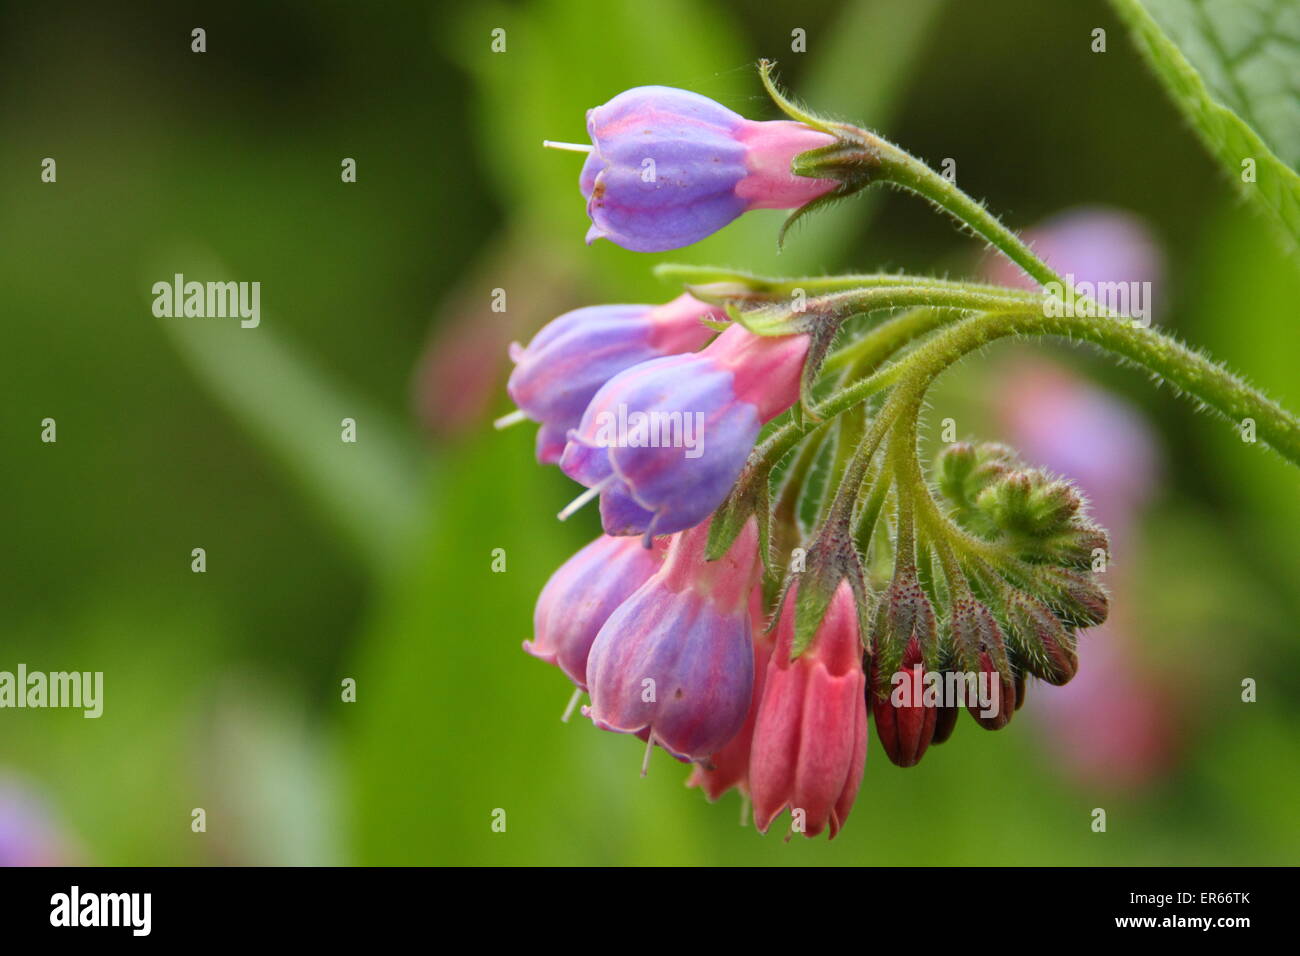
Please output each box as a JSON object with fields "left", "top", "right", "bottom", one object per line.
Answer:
{"left": 1111, "top": 0, "right": 1300, "bottom": 252}
{"left": 160, "top": 259, "right": 427, "bottom": 575}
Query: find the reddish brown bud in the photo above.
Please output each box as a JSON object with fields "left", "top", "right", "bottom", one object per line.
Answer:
{"left": 871, "top": 637, "right": 937, "bottom": 768}
{"left": 931, "top": 694, "right": 959, "bottom": 745}
{"left": 870, "top": 570, "right": 938, "bottom": 682}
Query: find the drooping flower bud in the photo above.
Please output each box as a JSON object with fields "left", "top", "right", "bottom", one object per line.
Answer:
{"left": 995, "top": 355, "right": 1159, "bottom": 540}
{"left": 749, "top": 581, "right": 867, "bottom": 839}
{"left": 870, "top": 570, "right": 938, "bottom": 683}
{"left": 931, "top": 688, "right": 960, "bottom": 745}
{"left": 561, "top": 324, "right": 809, "bottom": 539}
{"left": 869, "top": 570, "right": 940, "bottom": 767}
{"left": 1034, "top": 521, "right": 1110, "bottom": 570}
{"left": 584, "top": 518, "right": 760, "bottom": 762}
{"left": 937, "top": 446, "right": 1112, "bottom": 569}
{"left": 567, "top": 86, "right": 837, "bottom": 252}
{"left": 1004, "top": 589, "right": 1079, "bottom": 686}
{"left": 506, "top": 294, "right": 721, "bottom": 463}
{"left": 872, "top": 639, "right": 938, "bottom": 768}
{"left": 524, "top": 534, "right": 668, "bottom": 688}
{"left": 949, "top": 595, "right": 1017, "bottom": 731}
{"left": 934, "top": 441, "right": 977, "bottom": 500}
{"left": 687, "top": 586, "right": 774, "bottom": 801}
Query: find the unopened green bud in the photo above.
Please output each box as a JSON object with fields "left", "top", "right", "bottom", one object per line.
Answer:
{"left": 1005, "top": 590, "right": 1079, "bottom": 685}
{"left": 935, "top": 442, "right": 977, "bottom": 505}
{"left": 975, "top": 470, "right": 1083, "bottom": 538}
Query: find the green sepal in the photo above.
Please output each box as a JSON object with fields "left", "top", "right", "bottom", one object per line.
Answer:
{"left": 725, "top": 301, "right": 813, "bottom": 337}
{"left": 757, "top": 60, "right": 881, "bottom": 252}
{"left": 677, "top": 280, "right": 789, "bottom": 311}
{"left": 777, "top": 182, "right": 865, "bottom": 252}
{"left": 788, "top": 513, "right": 869, "bottom": 659}
{"left": 758, "top": 58, "right": 838, "bottom": 135}
{"left": 798, "top": 321, "right": 841, "bottom": 421}
{"left": 705, "top": 460, "right": 774, "bottom": 579}
{"left": 869, "top": 568, "right": 937, "bottom": 690}
{"left": 653, "top": 263, "right": 778, "bottom": 290}
{"left": 791, "top": 561, "right": 838, "bottom": 658}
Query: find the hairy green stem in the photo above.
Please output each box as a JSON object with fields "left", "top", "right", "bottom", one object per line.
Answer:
{"left": 870, "top": 141, "right": 1067, "bottom": 292}
{"left": 822, "top": 307, "right": 956, "bottom": 375}
{"left": 889, "top": 420, "right": 918, "bottom": 572}
{"left": 734, "top": 284, "right": 1040, "bottom": 336}
{"left": 852, "top": 462, "right": 892, "bottom": 552}
{"left": 890, "top": 308, "right": 1300, "bottom": 466}
{"left": 655, "top": 263, "right": 1043, "bottom": 301}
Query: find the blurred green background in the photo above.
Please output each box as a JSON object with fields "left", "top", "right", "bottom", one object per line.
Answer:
{"left": 2, "top": 0, "right": 1297, "bottom": 865}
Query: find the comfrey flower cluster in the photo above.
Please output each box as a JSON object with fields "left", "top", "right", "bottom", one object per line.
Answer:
{"left": 501, "top": 62, "right": 1300, "bottom": 839}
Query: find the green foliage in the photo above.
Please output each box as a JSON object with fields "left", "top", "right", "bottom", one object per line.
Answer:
{"left": 1111, "top": 0, "right": 1300, "bottom": 252}
{"left": 6, "top": 0, "right": 1300, "bottom": 867}
{"left": 161, "top": 261, "right": 427, "bottom": 577}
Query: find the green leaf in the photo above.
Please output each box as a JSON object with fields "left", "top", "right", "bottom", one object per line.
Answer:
{"left": 159, "top": 257, "right": 427, "bottom": 575}
{"left": 1111, "top": 0, "right": 1300, "bottom": 253}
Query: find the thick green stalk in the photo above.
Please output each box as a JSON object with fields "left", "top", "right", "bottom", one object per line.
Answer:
{"left": 888, "top": 308, "right": 1300, "bottom": 466}
{"left": 734, "top": 284, "right": 1041, "bottom": 336}
{"left": 654, "top": 263, "right": 1043, "bottom": 301}
{"left": 822, "top": 307, "right": 959, "bottom": 375}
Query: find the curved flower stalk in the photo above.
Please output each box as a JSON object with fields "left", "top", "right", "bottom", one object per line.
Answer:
{"left": 513, "top": 63, "right": 1300, "bottom": 839}
{"left": 982, "top": 206, "right": 1166, "bottom": 318}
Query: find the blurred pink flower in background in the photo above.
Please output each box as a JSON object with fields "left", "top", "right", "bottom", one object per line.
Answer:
{"left": 997, "top": 360, "right": 1176, "bottom": 791}
{"left": 987, "top": 206, "right": 1176, "bottom": 792}
{"left": 413, "top": 229, "right": 581, "bottom": 441}
{"left": 0, "top": 772, "right": 77, "bottom": 866}
{"left": 984, "top": 206, "right": 1165, "bottom": 316}
{"left": 998, "top": 361, "right": 1157, "bottom": 542}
